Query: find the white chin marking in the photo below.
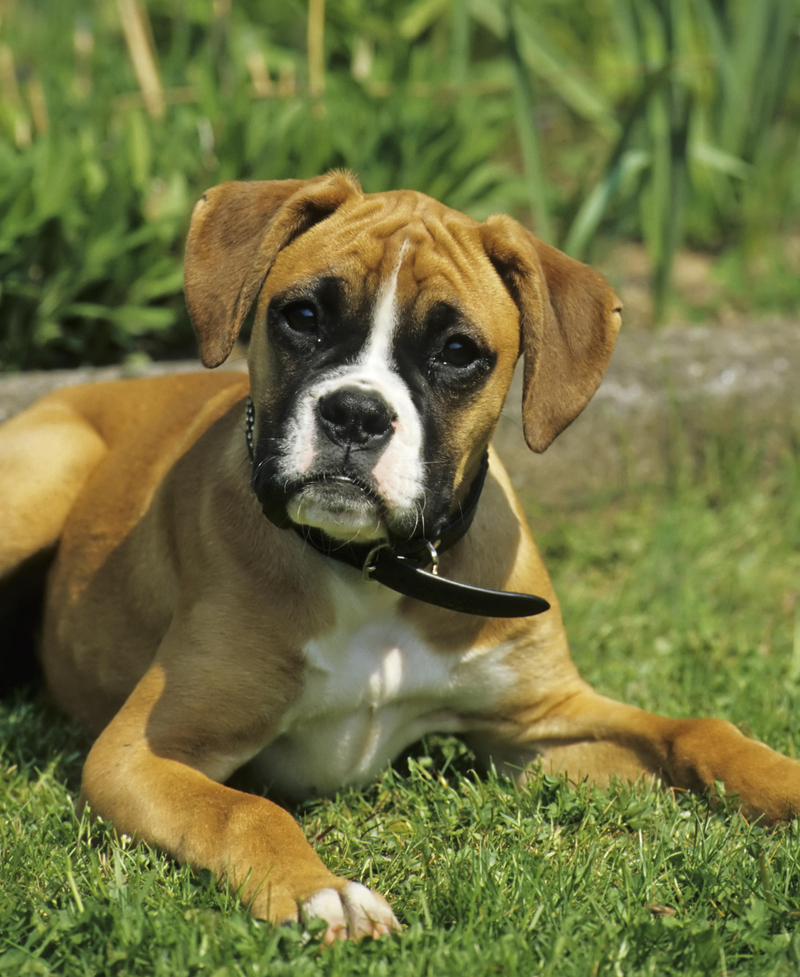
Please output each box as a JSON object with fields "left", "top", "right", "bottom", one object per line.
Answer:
{"left": 286, "top": 496, "right": 387, "bottom": 544}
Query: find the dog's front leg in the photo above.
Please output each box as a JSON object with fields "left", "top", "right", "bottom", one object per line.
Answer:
{"left": 472, "top": 686, "right": 800, "bottom": 824}
{"left": 80, "top": 663, "right": 399, "bottom": 940}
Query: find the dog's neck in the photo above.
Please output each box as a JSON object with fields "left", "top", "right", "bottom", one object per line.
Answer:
{"left": 244, "top": 397, "right": 549, "bottom": 618}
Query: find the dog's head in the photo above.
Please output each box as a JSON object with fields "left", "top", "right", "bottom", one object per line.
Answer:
{"left": 185, "top": 172, "right": 620, "bottom": 547}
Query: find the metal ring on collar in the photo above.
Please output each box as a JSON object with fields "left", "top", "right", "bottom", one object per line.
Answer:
{"left": 362, "top": 543, "right": 389, "bottom": 580}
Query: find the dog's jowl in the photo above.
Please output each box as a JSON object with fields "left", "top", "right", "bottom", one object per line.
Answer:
{"left": 2, "top": 172, "right": 799, "bottom": 942}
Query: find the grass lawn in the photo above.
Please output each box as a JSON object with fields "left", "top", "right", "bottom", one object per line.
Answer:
{"left": 2, "top": 441, "right": 799, "bottom": 975}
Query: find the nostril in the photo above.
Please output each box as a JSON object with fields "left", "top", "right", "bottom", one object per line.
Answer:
{"left": 363, "top": 400, "right": 393, "bottom": 435}
{"left": 319, "top": 397, "right": 349, "bottom": 429}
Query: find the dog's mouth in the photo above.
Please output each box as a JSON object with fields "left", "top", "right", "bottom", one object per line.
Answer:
{"left": 284, "top": 474, "right": 389, "bottom": 544}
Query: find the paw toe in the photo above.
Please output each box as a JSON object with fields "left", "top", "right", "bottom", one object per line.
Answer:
{"left": 298, "top": 881, "right": 400, "bottom": 942}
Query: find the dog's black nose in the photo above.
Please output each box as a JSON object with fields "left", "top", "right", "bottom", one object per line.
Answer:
{"left": 318, "top": 387, "right": 395, "bottom": 449}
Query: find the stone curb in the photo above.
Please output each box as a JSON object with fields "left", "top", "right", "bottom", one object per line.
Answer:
{"left": 1, "top": 323, "right": 797, "bottom": 505}
{"left": 495, "top": 320, "right": 799, "bottom": 502}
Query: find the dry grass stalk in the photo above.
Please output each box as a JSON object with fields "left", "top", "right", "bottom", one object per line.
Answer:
{"left": 26, "top": 74, "right": 49, "bottom": 135}
{"left": 73, "top": 23, "right": 94, "bottom": 99}
{"left": 0, "top": 43, "right": 30, "bottom": 147}
{"left": 0, "top": 42, "right": 19, "bottom": 104}
{"left": 116, "top": 0, "right": 165, "bottom": 120}
{"left": 308, "top": 0, "right": 325, "bottom": 97}
{"left": 246, "top": 48, "right": 273, "bottom": 98}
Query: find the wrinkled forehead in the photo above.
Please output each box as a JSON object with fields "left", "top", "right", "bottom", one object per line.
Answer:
{"left": 263, "top": 191, "right": 519, "bottom": 331}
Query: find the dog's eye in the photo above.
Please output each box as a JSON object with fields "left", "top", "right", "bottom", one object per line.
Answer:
{"left": 437, "top": 336, "right": 479, "bottom": 368}
{"left": 282, "top": 302, "right": 319, "bottom": 334}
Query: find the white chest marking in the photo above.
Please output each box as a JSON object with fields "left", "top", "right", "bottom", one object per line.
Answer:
{"left": 249, "top": 573, "right": 515, "bottom": 798}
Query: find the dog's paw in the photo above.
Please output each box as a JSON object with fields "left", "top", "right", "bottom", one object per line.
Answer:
{"left": 297, "top": 881, "right": 401, "bottom": 943}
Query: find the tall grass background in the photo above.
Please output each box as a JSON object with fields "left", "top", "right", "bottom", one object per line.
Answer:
{"left": 0, "top": 0, "right": 799, "bottom": 369}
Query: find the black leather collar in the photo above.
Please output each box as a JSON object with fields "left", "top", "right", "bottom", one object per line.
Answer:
{"left": 245, "top": 397, "right": 550, "bottom": 618}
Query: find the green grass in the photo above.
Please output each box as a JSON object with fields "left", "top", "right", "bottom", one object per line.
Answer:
{"left": 2, "top": 448, "right": 800, "bottom": 975}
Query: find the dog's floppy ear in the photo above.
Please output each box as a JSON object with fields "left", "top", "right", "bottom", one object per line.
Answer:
{"left": 185, "top": 172, "right": 362, "bottom": 367}
{"left": 482, "top": 215, "right": 621, "bottom": 453}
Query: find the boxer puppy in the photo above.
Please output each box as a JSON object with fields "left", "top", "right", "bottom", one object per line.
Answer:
{"left": 2, "top": 172, "right": 799, "bottom": 942}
